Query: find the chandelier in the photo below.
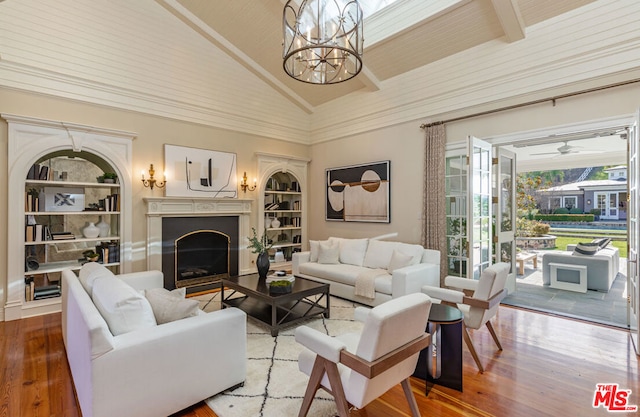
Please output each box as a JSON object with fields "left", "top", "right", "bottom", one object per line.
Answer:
{"left": 283, "top": 0, "right": 363, "bottom": 84}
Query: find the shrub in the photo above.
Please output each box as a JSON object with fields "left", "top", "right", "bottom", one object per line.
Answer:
{"left": 554, "top": 207, "right": 569, "bottom": 214}
{"left": 534, "top": 214, "right": 595, "bottom": 222}
{"left": 516, "top": 218, "right": 550, "bottom": 237}
{"left": 568, "top": 207, "right": 582, "bottom": 214}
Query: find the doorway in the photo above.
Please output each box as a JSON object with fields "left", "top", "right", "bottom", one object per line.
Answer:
{"left": 454, "top": 117, "right": 633, "bottom": 330}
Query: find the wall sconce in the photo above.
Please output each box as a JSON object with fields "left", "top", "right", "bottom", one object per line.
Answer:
{"left": 587, "top": 199, "right": 592, "bottom": 205}
{"left": 141, "top": 164, "right": 166, "bottom": 190}
{"left": 240, "top": 172, "right": 256, "bottom": 193}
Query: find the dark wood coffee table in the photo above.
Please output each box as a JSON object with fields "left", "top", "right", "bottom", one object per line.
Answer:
{"left": 221, "top": 274, "right": 330, "bottom": 336}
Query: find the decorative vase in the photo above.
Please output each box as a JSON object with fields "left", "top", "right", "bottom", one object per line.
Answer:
{"left": 96, "top": 216, "right": 110, "bottom": 237}
{"left": 82, "top": 222, "right": 100, "bottom": 239}
{"left": 256, "top": 251, "right": 270, "bottom": 278}
{"left": 271, "top": 218, "right": 281, "bottom": 228}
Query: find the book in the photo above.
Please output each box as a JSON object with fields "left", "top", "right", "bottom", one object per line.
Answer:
{"left": 26, "top": 164, "right": 39, "bottom": 180}
{"left": 38, "top": 165, "right": 49, "bottom": 180}
{"left": 25, "top": 225, "right": 35, "bottom": 242}
{"left": 51, "top": 232, "right": 75, "bottom": 240}
{"left": 34, "top": 224, "right": 43, "bottom": 242}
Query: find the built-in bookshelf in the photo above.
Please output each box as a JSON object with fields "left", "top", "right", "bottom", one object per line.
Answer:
{"left": 257, "top": 153, "right": 309, "bottom": 271}
{"left": 4, "top": 113, "right": 134, "bottom": 321}
{"left": 22, "top": 158, "right": 122, "bottom": 302}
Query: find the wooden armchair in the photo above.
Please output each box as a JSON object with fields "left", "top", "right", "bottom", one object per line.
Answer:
{"left": 295, "top": 293, "right": 432, "bottom": 417}
{"left": 422, "top": 262, "right": 510, "bottom": 373}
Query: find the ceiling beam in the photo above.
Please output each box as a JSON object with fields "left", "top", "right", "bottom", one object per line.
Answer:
{"left": 490, "top": 0, "right": 525, "bottom": 42}
{"left": 156, "top": 0, "right": 314, "bottom": 114}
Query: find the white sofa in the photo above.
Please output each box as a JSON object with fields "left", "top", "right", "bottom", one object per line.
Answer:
{"left": 292, "top": 237, "right": 440, "bottom": 306}
{"left": 61, "top": 263, "right": 247, "bottom": 417}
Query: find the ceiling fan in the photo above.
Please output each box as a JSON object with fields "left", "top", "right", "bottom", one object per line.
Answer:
{"left": 531, "top": 141, "right": 583, "bottom": 156}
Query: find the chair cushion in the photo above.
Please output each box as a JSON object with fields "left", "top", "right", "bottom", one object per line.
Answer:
{"left": 144, "top": 287, "right": 200, "bottom": 324}
{"left": 318, "top": 241, "right": 340, "bottom": 264}
{"left": 78, "top": 262, "right": 115, "bottom": 296}
{"left": 573, "top": 242, "right": 600, "bottom": 256}
{"left": 92, "top": 276, "right": 157, "bottom": 335}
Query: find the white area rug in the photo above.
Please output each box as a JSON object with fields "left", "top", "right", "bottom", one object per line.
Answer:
{"left": 193, "top": 293, "right": 364, "bottom": 417}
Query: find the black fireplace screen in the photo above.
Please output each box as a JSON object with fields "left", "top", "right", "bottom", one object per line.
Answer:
{"left": 174, "top": 230, "right": 230, "bottom": 288}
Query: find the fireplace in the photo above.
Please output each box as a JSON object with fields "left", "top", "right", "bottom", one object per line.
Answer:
{"left": 175, "top": 230, "right": 230, "bottom": 288}
{"left": 144, "top": 197, "right": 253, "bottom": 289}
{"left": 162, "top": 216, "right": 239, "bottom": 292}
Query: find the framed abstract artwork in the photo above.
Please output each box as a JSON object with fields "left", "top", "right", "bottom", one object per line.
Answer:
{"left": 164, "top": 144, "right": 238, "bottom": 198}
{"left": 326, "top": 160, "right": 390, "bottom": 222}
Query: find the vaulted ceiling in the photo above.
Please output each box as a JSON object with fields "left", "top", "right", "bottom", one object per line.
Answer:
{"left": 158, "top": 0, "right": 596, "bottom": 111}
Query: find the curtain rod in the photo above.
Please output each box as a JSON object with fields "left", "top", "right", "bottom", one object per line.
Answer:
{"left": 420, "top": 78, "right": 640, "bottom": 129}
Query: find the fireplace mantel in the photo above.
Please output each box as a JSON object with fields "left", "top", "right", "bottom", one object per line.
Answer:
{"left": 144, "top": 197, "right": 253, "bottom": 276}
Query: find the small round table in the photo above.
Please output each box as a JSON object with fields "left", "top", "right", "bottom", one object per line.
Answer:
{"left": 413, "top": 303, "right": 464, "bottom": 393}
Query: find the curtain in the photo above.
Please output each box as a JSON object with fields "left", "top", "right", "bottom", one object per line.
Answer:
{"left": 421, "top": 123, "right": 447, "bottom": 283}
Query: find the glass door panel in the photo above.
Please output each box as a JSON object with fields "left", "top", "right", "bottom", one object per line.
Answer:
{"left": 629, "top": 110, "right": 639, "bottom": 355}
{"left": 495, "top": 148, "right": 517, "bottom": 293}
{"left": 468, "top": 136, "right": 492, "bottom": 279}
{"left": 445, "top": 152, "right": 469, "bottom": 277}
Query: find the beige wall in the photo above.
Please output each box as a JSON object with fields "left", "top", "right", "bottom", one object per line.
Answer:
{"left": 3, "top": 82, "right": 640, "bottom": 309}
{"left": 308, "top": 122, "right": 425, "bottom": 244}
{"left": 0, "top": 88, "right": 310, "bottom": 284}
{"left": 307, "top": 83, "right": 640, "bottom": 244}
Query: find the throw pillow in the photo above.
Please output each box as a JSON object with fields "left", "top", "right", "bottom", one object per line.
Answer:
{"left": 362, "top": 239, "right": 398, "bottom": 269}
{"left": 310, "top": 240, "right": 332, "bottom": 262}
{"left": 317, "top": 241, "right": 340, "bottom": 264}
{"left": 144, "top": 287, "right": 199, "bottom": 324}
{"left": 573, "top": 242, "right": 600, "bottom": 256}
{"left": 592, "top": 237, "right": 612, "bottom": 249}
{"left": 388, "top": 249, "right": 413, "bottom": 273}
{"left": 92, "top": 277, "right": 157, "bottom": 336}
{"left": 78, "top": 262, "right": 116, "bottom": 296}
{"left": 336, "top": 238, "right": 369, "bottom": 266}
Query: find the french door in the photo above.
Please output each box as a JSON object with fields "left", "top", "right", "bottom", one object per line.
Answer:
{"left": 628, "top": 110, "right": 639, "bottom": 355}
{"left": 595, "top": 192, "right": 619, "bottom": 220}
{"left": 445, "top": 137, "right": 516, "bottom": 282}
{"left": 495, "top": 147, "right": 517, "bottom": 293}
{"left": 468, "top": 136, "right": 492, "bottom": 279}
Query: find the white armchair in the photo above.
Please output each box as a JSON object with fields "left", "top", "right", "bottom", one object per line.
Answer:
{"left": 421, "top": 262, "right": 510, "bottom": 373}
{"left": 295, "top": 293, "right": 432, "bottom": 417}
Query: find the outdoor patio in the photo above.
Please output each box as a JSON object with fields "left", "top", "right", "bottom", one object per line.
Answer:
{"left": 502, "top": 252, "right": 628, "bottom": 328}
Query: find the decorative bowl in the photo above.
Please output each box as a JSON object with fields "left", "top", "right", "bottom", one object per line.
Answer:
{"left": 268, "top": 280, "right": 292, "bottom": 294}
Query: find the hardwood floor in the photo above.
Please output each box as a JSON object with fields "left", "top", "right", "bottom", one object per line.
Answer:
{"left": 1, "top": 306, "right": 638, "bottom": 416}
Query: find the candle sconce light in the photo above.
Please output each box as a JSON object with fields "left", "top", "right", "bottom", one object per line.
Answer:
{"left": 240, "top": 172, "right": 256, "bottom": 193}
{"left": 141, "top": 164, "right": 166, "bottom": 190}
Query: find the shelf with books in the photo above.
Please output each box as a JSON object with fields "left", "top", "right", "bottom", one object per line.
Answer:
{"left": 25, "top": 236, "right": 121, "bottom": 246}
{"left": 256, "top": 154, "right": 308, "bottom": 271}
{"left": 5, "top": 114, "right": 134, "bottom": 320}
{"left": 25, "top": 179, "right": 121, "bottom": 188}
{"left": 22, "top": 155, "right": 122, "bottom": 305}
{"left": 24, "top": 260, "right": 120, "bottom": 276}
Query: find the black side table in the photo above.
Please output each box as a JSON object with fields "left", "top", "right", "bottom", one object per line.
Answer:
{"left": 413, "top": 303, "right": 464, "bottom": 393}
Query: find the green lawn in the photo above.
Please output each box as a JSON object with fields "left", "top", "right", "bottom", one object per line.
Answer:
{"left": 548, "top": 236, "right": 627, "bottom": 258}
